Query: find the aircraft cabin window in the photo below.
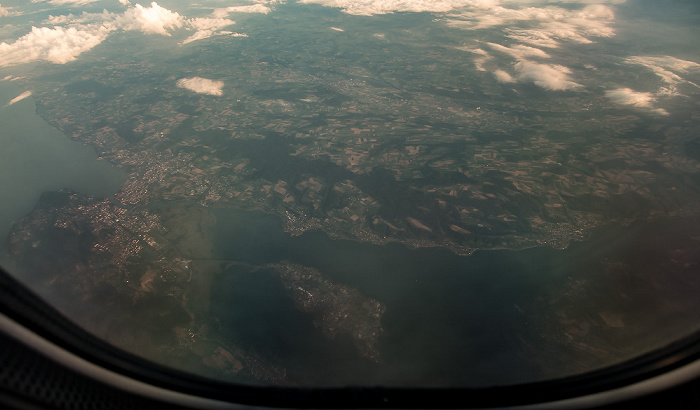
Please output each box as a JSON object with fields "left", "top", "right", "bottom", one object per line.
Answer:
{"left": 0, "top": 0, "right": 699, "bottom": 404}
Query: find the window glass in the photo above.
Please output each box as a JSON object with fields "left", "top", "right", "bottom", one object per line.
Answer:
{"left": 1, "top": 0, "right": 699, "bottom": 388}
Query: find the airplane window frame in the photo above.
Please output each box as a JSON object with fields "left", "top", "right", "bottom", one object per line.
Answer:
{"left": 3, "top": 265, "right": 700, "bottom": 409}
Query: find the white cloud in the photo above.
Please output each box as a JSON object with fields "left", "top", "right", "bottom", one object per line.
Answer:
{"left": 455, "top": 46, "right": 492, "bottom": 71}
{"left": 456, "top": 46, "right": 487, "bottom": 55}
{"left": 636, "top": 56, "right": 700, "bottom": 74}
{"left": 2, "top": 2, "right": 241, "bottom": 66}
{"left": 605, "top": 88, "right": 653, "bottom": 107}
{"left": 6, "top": 90, "right": 32, "bottom": 106}
{"left": 176, "top": 77, "right": 224, "bottom": 96}
{"left": 473, "top": 57, "right": 490, "bottom": 71}
{"left": 0, "top": 4, "right": 10, "bottom": 17}
{"left": 486, "top": 42, "right": 550, "bottom": 60}
{"left": 605, "top": 88, "right": 668, "bottom": 115}
{"left": 212, "top": 4, "right": 272, "bottom": 18}
{"left": 45, "top": 10, "right": 115, "bottom": 26}
{"left": 46, "top": 0, "right": 100, "bottom": 6}
{"left": 187, "top": 17, "right": 234, "bottom": 31}
{"left": 227, "top": 4, "right": 271, "bottom": 13}
{"left": 305, "top": 1, "right": 619, "bottom": 95}
{"left": 183, "top": 17, "right": 235, "bottom": 44}
{"left": 552, "top": 0, "right": 626, "bottom": 3}
{"left": 46, "top": 4, "right": 183, "bottom": 34}
{"left": 46, "top": 14, "right": 74, "bottom": 24}
{"left": 299, "top": 0, "right": 625, "bottom": 16}
{"left": 0, "top": 25, "right": 110, "bottom": 66}
{"left": 514, "top": 61, "right": 581, "bottom": 90}
{"left": 504, "top": 28, "right": 560, "bottom": 48}
{"left": 624, "top": 56, "right": 700, "bottom": 94}
{"left": 117, "top": 2, "right": 183, "bottom": 35}
{"left": 298, "top": 0, "right": 460, "bottom": 15}
{"left": 493, "top": 69, "right": 515, "bottom": 83}
{"left": 300, "top": 1, "right": 619, "bottom": 58}
{"left": 606, "top": 56, "right": 700, "bottom": 115}
{"left": 119, "top": 0, "right": 131, "bottom": 5}
{"left": 181, "top": 30, "right": 214, "bottom": 44}
{"left": 446, "top": 3, "right": 616, "bottom": 47}
{"left": 478, "top": 59, "right": 580, "bottom": 90}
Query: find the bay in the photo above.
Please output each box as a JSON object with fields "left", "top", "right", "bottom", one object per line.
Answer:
{"left": 210, "top": 208, "right": 700, "bottom": 387}
{"left": 0, "top": 80, "right": 126, "bottom": 260}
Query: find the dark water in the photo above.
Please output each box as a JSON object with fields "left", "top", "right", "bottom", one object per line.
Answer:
{"left": 0, "top": 80, "right": 126, "bottom": 265}
{"left": 210, "top": 209, "right": 700, "bottom": 387}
